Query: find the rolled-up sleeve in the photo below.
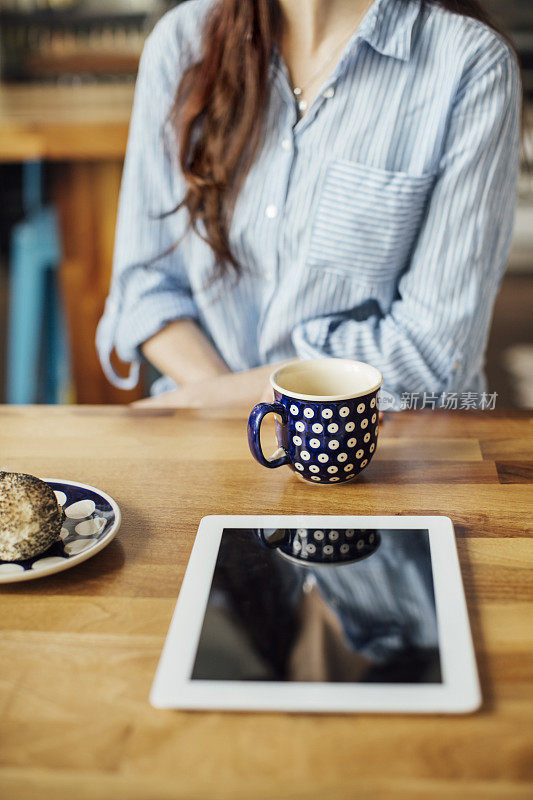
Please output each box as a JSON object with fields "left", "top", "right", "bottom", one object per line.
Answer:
{"left": 96, "top": 19, "right": 198, "bottom": 390}
{"left": 292, "top": 46, "right": 522, "bottom": 406}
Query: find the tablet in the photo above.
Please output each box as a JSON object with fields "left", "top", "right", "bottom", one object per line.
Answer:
{"left": 150, "top": 515, "right": 481, "bottom": 714}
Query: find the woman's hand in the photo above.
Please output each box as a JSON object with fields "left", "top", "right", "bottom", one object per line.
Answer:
{"left": 132, "top": 362, "right": 286, "bottom": 408}
{"left": 259, "top": 382, "right": 275, "bottom": 403}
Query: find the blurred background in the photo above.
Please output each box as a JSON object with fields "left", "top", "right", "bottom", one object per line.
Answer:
{"left": 0, "top": 0, "right": 531, "bottom": 406}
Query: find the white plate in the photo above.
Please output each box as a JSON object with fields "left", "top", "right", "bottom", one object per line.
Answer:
{"left": 0, "top": 478, "right": 121, "bottom": 583}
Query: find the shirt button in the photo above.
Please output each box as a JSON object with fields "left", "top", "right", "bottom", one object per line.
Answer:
{"left": 323, "top": 86, "right": 335, "bottom": 99}
{"left": 265, "top": 204, "right": 278, "bottom": 219}
{"left": 453, "top": 361, "right": 461, "bottom": 370}
{"left": 265, "top": 271, "right": 275, "bottom": 282}
{"left": 281, "top": 138, "right": 291, "bottom": 151}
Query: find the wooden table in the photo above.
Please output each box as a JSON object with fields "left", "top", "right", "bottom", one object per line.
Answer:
{"left": 0, "top": 83, "right": 138, "bottom": 404}
{"left": 0, "top": 406, "right": 532, "bottom": 800}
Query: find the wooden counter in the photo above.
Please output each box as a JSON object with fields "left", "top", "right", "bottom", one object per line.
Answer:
{"left": 0, "top": 83, "right": 138, "bottom": 404}
{"left": 0, "top": 406, "right": 532, "bottom": 799}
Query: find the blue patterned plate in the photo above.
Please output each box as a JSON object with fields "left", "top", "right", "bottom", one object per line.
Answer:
{"left": 0, "top": 479, "right": 121, "bottom": 583}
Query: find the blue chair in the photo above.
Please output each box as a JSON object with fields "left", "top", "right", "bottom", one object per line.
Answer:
{"left": 7, "top": 161, "right": 70, "bottom": 404}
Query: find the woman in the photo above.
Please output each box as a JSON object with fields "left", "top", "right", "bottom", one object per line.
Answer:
{"left": 96, "top": 0, "right": 523, "bottom": 408}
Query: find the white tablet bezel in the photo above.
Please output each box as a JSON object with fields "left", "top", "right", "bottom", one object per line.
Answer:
{"left": 150, "top": 515, "right": 481, "bottom": 714}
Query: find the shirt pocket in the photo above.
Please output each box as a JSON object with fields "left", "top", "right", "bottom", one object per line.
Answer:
{"left": 306, "top": 159, "right": 436, "bottom": 283}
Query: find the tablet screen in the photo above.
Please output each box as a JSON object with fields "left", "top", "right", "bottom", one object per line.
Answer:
{"left": 191, "top": 528, "right": 442, "bottom": 685}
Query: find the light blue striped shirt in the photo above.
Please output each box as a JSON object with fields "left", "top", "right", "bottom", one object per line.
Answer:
{"left": 96, "top": 0, "right": 522, "bottom": 404}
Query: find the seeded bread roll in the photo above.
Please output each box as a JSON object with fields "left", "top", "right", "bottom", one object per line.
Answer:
{"left": 0, "top": 472, "right": 64, "bottom": 561}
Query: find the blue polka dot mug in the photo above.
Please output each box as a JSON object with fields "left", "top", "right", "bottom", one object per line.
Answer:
{"left": 258, "top": 527, "right": 381, "bottom": 563}
{"left": 247, "top": 358, "right": 383, "bottom": 485}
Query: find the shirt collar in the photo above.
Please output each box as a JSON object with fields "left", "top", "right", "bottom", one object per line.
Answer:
{"left": 271, "top": 0, "right": 422, "bottom": 75}
{"left": 360, "top": 0, "right": 422, "bottom": 62}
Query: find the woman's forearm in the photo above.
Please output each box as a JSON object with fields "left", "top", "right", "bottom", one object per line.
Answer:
{"left": 132, "top": 361, "right": 285, "bottom": 407}
{"left": 141, "top": 319, "right": 230, "bottom": 386}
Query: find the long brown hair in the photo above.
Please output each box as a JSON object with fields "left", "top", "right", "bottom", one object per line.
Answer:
{"left": 170, "top": 0, "right": 526, "bottom": 279}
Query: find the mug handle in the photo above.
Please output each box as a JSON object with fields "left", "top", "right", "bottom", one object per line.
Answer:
{"left": 256, "top": 528, "right": 290, "bottom": 549}
{"left": 247, "top": 402, "right": 291, "bottom": 468}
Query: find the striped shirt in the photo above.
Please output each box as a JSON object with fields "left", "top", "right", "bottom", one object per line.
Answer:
{"left": 96, "top": 0, "right": 522, "bottom": 404}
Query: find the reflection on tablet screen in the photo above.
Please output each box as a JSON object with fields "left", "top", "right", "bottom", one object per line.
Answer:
{"left": 191, "top": 529, "right": 442, "bottom": 684}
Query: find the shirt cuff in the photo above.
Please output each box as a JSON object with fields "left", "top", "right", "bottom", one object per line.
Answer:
{"left": 96, "top": 290, "right": 198, "bottom": 390}
{"left": 292, "top": 317, "right": 331, "bottom": 359}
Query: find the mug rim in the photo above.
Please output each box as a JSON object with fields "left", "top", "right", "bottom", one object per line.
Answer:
{"left": 270, "top": 358, "right": 383, "bottom": 402}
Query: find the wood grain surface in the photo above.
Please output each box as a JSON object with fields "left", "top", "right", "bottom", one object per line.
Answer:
{"left": 52, "top": 161, "right": 143, "bottom": 405}
{"left": 0, "top": 406, "right": 532, "bottom": 800}
{"left": 0, "top": 83, "right": 132, "bottom": 161}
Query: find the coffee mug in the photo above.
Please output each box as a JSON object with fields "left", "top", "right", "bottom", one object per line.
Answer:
{"left": 257, "top": 527, "right": 381, "bottom": 564}
{"left": 247, "top": 358, "right": 383, "bottom": 484}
